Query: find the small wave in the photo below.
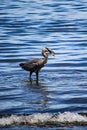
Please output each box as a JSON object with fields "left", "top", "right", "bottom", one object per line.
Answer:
{"left": 0, "top": 112, "right": 87, "bottom": 127}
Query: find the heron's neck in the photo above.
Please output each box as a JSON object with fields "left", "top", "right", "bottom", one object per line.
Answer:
{"left": 42, "top": 51, "right": 48, "bottom": 64}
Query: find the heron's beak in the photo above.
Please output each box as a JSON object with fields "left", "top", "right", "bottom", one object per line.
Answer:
{"left": 46, "top": 47, "right": 55, "bottom": 57}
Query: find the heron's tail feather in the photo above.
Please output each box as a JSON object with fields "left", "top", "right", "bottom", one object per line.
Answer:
{"left": 19, "top": 63, "right": 30, "bottom": 71}
{"left": 19, "top": 63, "right": 25, "bottom": 67}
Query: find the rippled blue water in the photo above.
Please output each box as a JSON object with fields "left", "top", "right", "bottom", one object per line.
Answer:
{"left": 0, "top": 0, "right": 87, "bottom": 129}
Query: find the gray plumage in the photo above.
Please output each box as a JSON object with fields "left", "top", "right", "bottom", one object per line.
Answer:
{"left": 19, "top": 47, "right": 55, "bottom": 81}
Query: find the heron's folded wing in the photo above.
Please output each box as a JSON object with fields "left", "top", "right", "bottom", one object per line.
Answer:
{"left": 22, "top": 62, "right": 38, "bottom": 71}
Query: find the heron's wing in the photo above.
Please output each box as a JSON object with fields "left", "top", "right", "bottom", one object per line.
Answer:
{"left": 22, "top": 62, "right": 37, "bottom": 71}
{"left": 21, "top": 58, "right": 42, "bottom": 71}
{"left": 26, "top": 58, "right": 41, "bottom": 64}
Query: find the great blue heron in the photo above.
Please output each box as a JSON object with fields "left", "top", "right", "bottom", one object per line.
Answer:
{"left": 19, "top": 47, "right": 55, "bottom": 81}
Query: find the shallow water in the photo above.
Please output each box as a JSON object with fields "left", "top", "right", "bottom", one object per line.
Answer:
{"left": 0, "top": 0, "right": 87, "bottom": 129}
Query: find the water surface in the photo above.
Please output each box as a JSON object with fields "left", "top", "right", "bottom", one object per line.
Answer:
{"left": 0, "top": 0, "right": 87, "bottom": 129}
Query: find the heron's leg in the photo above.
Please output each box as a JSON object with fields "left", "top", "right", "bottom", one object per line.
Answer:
{"left": 36, "top": 71, "right": 39, "bottom": 81}
{"left": 30, "top": 71, "right": 32, "bottom": 81}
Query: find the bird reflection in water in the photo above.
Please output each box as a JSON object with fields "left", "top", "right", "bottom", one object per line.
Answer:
{"left": 24, "top": 80, "right": 50, "bottom": 110}
{"left": 19, "top": 48, "right": 55, "bottom": 84}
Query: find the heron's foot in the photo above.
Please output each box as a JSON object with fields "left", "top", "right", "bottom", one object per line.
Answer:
{"left": 29, "top": 78, "right": 32, "bottom": 83}
{"left": 36, "top": 79, "right": 39, "bottom": 85}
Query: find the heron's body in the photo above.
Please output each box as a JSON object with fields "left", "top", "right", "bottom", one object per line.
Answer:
{"left": 19, "top": 48, "right": 55, "bottom": 81}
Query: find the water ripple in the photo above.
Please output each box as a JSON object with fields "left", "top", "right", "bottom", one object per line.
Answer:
{"left": 0, "top": 1, "right": 87, "bottom": 127}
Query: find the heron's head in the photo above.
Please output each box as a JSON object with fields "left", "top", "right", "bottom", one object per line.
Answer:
{"left": 45, "top": 47, "right": 55, "bottom": 56}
